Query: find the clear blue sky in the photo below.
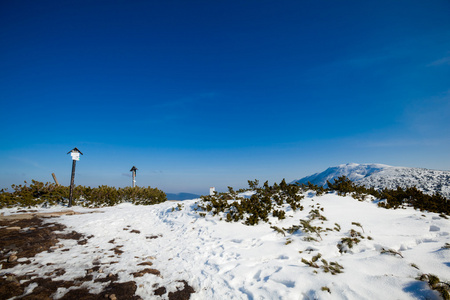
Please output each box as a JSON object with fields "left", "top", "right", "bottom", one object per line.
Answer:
{"left": 1, "top": 0, "right": 449, "bottom": 194}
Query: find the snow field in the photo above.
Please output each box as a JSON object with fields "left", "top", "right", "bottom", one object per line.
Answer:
{"left": 1, "top": 191, "right": 449, "bottom": 299}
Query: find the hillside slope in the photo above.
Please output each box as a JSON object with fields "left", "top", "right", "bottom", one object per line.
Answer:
{"left": 293, "top": 163, "right": 450, "bottom": 198}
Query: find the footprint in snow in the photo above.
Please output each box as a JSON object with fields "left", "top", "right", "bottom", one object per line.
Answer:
{"left": 429, "top": 225, "right": 440, "bottom": 232}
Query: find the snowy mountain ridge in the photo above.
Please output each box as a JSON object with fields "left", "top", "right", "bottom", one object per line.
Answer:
{"left": 292, "top": 163, "right": 450, "bottom": 198}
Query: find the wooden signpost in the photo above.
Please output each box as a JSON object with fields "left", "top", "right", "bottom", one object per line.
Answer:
{"left": 130, "top": 166, "right": 138, "bottom": 187}
{"left": 67, "top": 147, "right": 83, "bottom": 207}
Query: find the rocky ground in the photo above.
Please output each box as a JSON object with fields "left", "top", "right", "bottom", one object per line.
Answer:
{"left": 0, "top": 211, "right": 194, "bottom": 300}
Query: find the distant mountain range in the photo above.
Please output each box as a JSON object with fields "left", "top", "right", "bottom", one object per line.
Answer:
{"left": 166, "top": 192, "right": 201, "bottom": 201}
{"left": 292, "top": 163, "right": 450, "bottom": 198}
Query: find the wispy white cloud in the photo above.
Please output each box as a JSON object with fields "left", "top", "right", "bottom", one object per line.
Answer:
{"left": 362, "top": 138, "right": 446, "bottom": 148}
{"left": 342, "top": 52, "right": 399, "bottom": 69}
{"left": 427, "top": 56, "right": 450, "bottom": 67}
{"left": 10, "top": 156, "right": 46, "bottom": 169}
{"left": 401, "top": 91, "right": 450, "bottom": 135}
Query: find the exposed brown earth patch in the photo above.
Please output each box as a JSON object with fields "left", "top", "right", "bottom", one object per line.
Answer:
{"left": 0, "top": 217, "right": 65, "bottom": 269}
{"left": 168, "top": 280, "right": 196, "bottom": 300}
{"left": 0, "top": 211, "right": 195, "bottom": 299}
{"left": 0, "top": 210, "right": 103, "bottom": 222}
{"left": 131, "top": 268, "right": 160, "bottom": 277}
{"left": 111, "top": 245, "right": 124, "bottom": 255}
{"left": 154, "top": 286, "right": 167, "bottom": 296}
{"left": 146, "top": 234, "right": 162, "bottom": 239}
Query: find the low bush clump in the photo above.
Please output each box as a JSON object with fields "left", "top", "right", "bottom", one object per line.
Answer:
{"left": 324, "top": 176, "right": 449, "bottom": 215}
{"left": 380, "top": 248, "right": 403, "bottom": 258}
{"left": 0, "top": 180, "right": 166, "bottom": 208}
{"left": 337, "top": 223, "right": 371, "bottom": 254}
{"left": 417, "top": 274, "right": 450, "bottom": 300}
{"left": 301, "top": 253, "right": 344, "bottom": 275}
{"left": 198, "top": 175, "right": 449, "bottom": 225}
{"left": 197, "top": 179, "right": 304, "bottom": 226}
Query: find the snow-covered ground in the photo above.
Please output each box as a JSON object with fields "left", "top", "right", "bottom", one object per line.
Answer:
{"left": 1, "top": 192, "right": 449, "bottom": 299}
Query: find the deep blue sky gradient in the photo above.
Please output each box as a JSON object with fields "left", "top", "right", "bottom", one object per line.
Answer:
{"left": 1, "top": 1, "right": 449, "bottom": 194}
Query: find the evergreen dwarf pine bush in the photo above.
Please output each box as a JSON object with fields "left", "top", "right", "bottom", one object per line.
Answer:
{"left": 0, "top": 181, "right": 166, "bottom": 208}
{"left": 325, "top": 176, "right": 449, "bottom": 215}
{"left": 197, "top": 179, "right": 304, "bottom": 226}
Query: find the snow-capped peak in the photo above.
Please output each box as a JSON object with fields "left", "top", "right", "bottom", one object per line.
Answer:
{"left": 292, "top": 163, "right": 450, "bottom": 198}
{"left": 292, "top": 163, "right": 392, "bottom": 187}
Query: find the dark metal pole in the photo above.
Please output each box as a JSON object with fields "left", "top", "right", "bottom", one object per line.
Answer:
{"left": 69, "top": 159, "right": 76, "bottom": 207}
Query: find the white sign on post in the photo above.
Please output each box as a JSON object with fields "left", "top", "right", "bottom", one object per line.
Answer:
{"left": 71, "top": 153, "right": 80, "bottom": 161}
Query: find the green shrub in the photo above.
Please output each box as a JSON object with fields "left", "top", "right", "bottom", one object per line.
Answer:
{"left": 1, "top": 180, "right": 69, "bottom": 208}
{"left": 197, "top": 179, "right": 304, "bottom": 226}
{"left": 418, "top": 274, "right": 450, "bottom": 300}
{"left": 302, "top": 254, "right": 344, "bottom": 275}
{"left": 296, "top": 181, "right": 328, "bottom": 196}
{"left": 380, "top": 248, "right": 403, "bottom": 258}
{"left": 0, "top": 181, "right": 166, "bottom": 208}
{"left": 325, "top": 176, "right": 449, "bottom": 215}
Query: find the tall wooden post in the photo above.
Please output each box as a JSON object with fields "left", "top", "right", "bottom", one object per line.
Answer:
{"left": 130, "top": 166, "right": 138, "bottom": 187}
{"left": 68, "top": 148, "right": 83, "bottom": 207}
{"left": 69, "top": 160, "right": 76, "bottom": 207}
